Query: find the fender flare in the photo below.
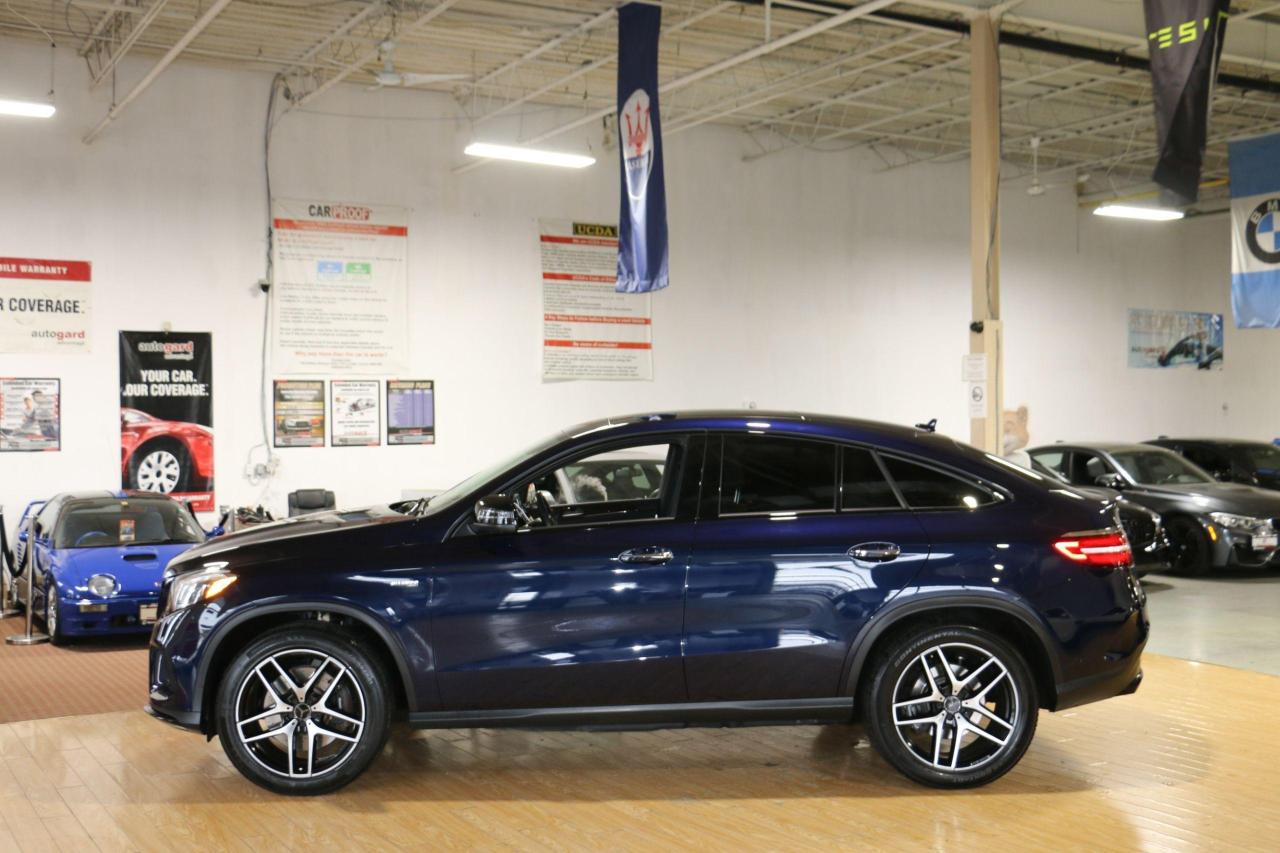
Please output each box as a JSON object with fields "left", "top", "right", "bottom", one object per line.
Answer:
{"left": 838, "top": 590, "right": 1065, "bottom": 702}
{"left": 193, "top": 600, "right": 418, "bottom": 717}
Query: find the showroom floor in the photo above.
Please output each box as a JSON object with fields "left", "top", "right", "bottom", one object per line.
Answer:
{"left": 1, "top": 573, "right": 1277, "bottom": 851}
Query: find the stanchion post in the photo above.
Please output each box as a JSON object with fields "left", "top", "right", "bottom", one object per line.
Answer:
{"left": 0, "top": 507, "right": 19, "bottom": 618}
{"left": 6, "top": 510, "right": 50, "bottom": 645}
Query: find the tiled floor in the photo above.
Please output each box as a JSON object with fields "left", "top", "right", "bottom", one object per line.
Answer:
{"left": 0, "top": 653, "right": 1277, "bottom": 851}
{"left": 1143, "top": 568, "right": 1280, "bottom": 675}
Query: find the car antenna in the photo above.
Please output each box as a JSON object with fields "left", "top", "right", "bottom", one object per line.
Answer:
{"left": 915, "top": 418, "right": 937, "bottom": 433}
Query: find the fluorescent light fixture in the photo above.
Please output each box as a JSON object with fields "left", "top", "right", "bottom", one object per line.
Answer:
{"left": 464, "top": 141, "right": 594, "bottom": 169}
{"left": 0, "top": 98, "right": 55, "bottom": 118}
{"left": 1092, "top": 204, "right": 1184, "bottom": 221}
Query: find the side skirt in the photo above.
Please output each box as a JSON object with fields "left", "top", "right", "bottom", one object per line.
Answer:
{"left": 408, "top": 697, "right": 855, "bottom": 731}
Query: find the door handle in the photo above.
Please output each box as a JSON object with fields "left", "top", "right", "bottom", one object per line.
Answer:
{"left": 618, "top": 546, "right": 674, "bottom": 565}
{"left": 849, "top": 542, "right": 902, "bottom": 563}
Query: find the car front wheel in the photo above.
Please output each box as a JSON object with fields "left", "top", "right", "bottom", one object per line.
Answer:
{"left": 44, "top": 582, "right": 63, "bottom": 644}
{"left": 862, "top": 625, "right": 1037, "bottom": 788}
{"left": 216, "top": 626, "right": 391, "bottom": 795}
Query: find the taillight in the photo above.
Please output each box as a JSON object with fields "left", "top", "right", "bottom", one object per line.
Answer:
{"left": 1053, "top": 529, "right": 1132, "bottom": 567}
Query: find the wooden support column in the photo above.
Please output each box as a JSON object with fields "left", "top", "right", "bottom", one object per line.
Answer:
{"left": 969, "top": 9, "right": 1003, "bottom": 453}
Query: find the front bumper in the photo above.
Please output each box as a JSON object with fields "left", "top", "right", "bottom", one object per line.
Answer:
{"left": 59, "top": 593, "right": 160, "bottom": 635}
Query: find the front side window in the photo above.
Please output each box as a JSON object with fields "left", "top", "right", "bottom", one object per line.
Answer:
{"left": 881, "top": 456, "right": 996, "bottom": 510}
{"left": 1110, "top": 449, "right": 1212, "bottom": 485}
{"left": 1243, "top": 444, "right": 1280, "bottom": 473}
{"left": 720, "top": 435, "right": 836, "bottom": 515}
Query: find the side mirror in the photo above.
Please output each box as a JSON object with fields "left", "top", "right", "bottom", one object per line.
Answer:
{"left": 1095, "top": 473, "right": 1126, "bottom": 490}
{"left": 473, "top": 494, "right": 519, "bottom": 534}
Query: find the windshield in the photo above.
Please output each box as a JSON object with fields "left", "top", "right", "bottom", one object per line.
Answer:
{"left": 54, "top": 498, "right": 205, "bottom": 549}
{"left": 1110, "top": 449, "right": 1213, "bottom": 485}
{"left": 1242, "top": 444, "right": 1280, "bottom": 473}
{"left": 414, "top": 430, "right": 570, "bottom": 515}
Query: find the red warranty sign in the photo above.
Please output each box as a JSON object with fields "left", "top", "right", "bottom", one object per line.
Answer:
{"left": 0, "top": 257, "right": 92, "bottom": 282}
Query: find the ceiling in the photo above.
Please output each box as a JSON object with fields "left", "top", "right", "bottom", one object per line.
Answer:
{"left": 2, "top": 0, "right": 1279, "bottom": 202}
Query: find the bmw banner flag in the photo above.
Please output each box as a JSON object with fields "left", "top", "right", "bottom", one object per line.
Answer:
{"left": 1229, "top": 132, "right": 1280, "bottom": 328}
{"left": 616, "top": 2, "right": 669, "bottom": 294}
{"left": 1142, "top": 0, "right": 1229, "bottom": 202}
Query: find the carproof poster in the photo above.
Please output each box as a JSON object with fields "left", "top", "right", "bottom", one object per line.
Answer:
{"left": 273, "top": 380, "right": 325, "bottom": 447}
{"left": 539, "top": 219, "right": 653, "bottom": 381}
{"left": 119, "top": 331, "right": 214, "bottom": 510}
{"left": 271, "top": 199, "right": 409, "bottom": 375}
{"left": 0, "top": 256, "right": 92, "bottom": 353}
{"left": 331, "top": 380, "right": 381, "bottom": 447}
{"left": 0, "top": 378, "right": 60, "bottom": 451}
{"left": 1127, "top": 308, "right": 1223, "bottom": 370}
{"left": 387, "top": 380, "right": 434, "bottom": 445}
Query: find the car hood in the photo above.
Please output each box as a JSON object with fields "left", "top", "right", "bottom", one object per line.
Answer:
{"left": 1123, "top": 481, "right": 1280, "bottom": 517}
{"left": 173, "top": 505, "right": 414, "bottom": 570}
{"left": 51, "top": 542, "right": 197, "bottom": 593}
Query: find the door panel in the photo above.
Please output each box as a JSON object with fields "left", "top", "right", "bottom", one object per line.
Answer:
{"left": 429, "top": 520, "right": 691, "bottom": 710}
{"left": 684, "top": 513, "right": 930, "bottom": 701}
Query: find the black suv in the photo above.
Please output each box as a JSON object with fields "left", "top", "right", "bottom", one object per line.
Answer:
{"left": 1146, "top": 438, "right": 1280, "bottom": 492}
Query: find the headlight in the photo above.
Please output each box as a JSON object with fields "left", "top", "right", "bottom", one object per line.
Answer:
{"left": 87, "top": 574, "right": 118, "bottom": 597}
{"left": 1209, "top": 512, "right": 1273, "bottom": 533}
{"left": 169, "top": 566, "right": 237, "bottom": 610}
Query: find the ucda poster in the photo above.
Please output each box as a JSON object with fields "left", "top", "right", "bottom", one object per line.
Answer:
{"left": 119, "top": 331, "right": 214, "bottom": 510}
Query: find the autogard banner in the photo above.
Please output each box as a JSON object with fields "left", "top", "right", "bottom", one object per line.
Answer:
{"left": 1142, "top": 0, "right": 1229, "bottom": 202}
{"left": 1229, "top": 132, "right": 1280, "bottom": 327}
{"left": 0, "top": 256, "right": 92, "bottom": 352}
{"left": 616, "top": 2, "right": 669, "bottom": 294}
{"left": 119, "top": 331, "right": 214, "bottom": 511}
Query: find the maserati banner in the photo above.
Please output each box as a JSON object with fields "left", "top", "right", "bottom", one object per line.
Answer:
{"left": 1229, "top": 132, "right": 1280, "bottom": 328}
{"left": 616, "top": 2, "right": 669, "bottom": 294}
{"left": 119, "top": 331, "right": 215, "bottom": 511}
{"left": 1142, "top": 0, "right": 1229, "bottom": 202}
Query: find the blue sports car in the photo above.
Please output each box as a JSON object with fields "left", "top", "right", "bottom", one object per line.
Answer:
{"left": 6, "top": 491, "right": 208, "bottom": 643}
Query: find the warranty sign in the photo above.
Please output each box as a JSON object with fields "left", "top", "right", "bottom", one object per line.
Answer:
{"left": 0, "top": 256, "right": 92, "bottom": 353}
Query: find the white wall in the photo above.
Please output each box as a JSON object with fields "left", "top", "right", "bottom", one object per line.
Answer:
{"left": 0, "top": 38, "right": 1273, "bottom": 529}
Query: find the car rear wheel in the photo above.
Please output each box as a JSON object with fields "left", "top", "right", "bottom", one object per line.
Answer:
{"left": 862, "top": 625, "right": 1037, "bottom": 788}
{"left": 1166, "top": 516, "right": 1211, "bottom": 576}
{"left": 216, "top": 626, "right": 391, "bottom": 795}
{"left": 131, "top": 443, "right": 190, "bottom": 494}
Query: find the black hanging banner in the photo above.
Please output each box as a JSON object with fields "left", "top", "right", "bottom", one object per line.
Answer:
{"left": 1142, "top": 0, "right": 1229, "bottom": 203}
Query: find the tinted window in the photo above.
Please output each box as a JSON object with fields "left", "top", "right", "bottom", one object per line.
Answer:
{"left": 1078, "top": 452, "right": 1110, "bottom": 484}
{"left": 1110, "top": 449, "right": 1212, "bottom": 485}
{"left": 1242, "top": 444, "right": 1280, "bottom": 473}
{"left": 1182, "top": 446, "right": 1227, "bottom": 474}
{"left": 721, "top": 435, "right": 836, "bottom": 515}
{"left": 882, "top": 457, "right": 995, "bottom": 509}
{"left": 841, "top": 447, "right": 900, "bottom": 510}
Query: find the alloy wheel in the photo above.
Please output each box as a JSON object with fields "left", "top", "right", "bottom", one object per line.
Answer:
{"left": 136, "top": 449, "right": 182, "bottom": 493}
{"left": 233, "top": 648, "right": 367, "bottom": 780}
{"left": 889, "top": 642, "right": 1019, "bottom": 772}
{"left": 45, "top": 585, "right": 58, "bottom": 639}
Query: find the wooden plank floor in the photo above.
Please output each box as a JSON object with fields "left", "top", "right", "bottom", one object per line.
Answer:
{"left": 0, "top": 653, "right": 1275, "bottom": 852}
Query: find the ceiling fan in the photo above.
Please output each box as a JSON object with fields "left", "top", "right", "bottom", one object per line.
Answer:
{"left": 368, "top": 40, "right": 468, "bottom": 90}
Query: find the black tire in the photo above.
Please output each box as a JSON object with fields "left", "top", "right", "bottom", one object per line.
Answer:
{"left": 216, "top": 625, "right": 391, "bottom": 795}
{"left": 1166, "top": 516, "right": 1212, "bottom": 576}
{"left": 861, "top": 625, "right": 1038, "bottom": 788}
{"left": 43, "top": 580, "right": 64, "bottom": 645}
{"left": 128, "top": 440, "right": 191, "bottom": 494}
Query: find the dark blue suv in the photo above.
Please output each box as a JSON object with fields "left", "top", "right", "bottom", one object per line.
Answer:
{"left": 146, "top": 412, "right": 1147, "bottom": 794}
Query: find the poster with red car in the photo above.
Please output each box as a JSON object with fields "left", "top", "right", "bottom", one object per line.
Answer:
{"left": 119, "top": 331, "right": 214, "bottom": 511}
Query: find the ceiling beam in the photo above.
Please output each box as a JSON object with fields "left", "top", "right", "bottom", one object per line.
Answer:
{"left": 88, "top": 0, "right": 174, "bottom": 88}
{"left": 456, "top": 0, "right": 906, "bottom": 174}
{"left": 83, "top": 0, "right": 235, "bottom": 143}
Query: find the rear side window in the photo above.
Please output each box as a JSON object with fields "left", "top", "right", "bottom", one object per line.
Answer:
{"left": 881, "top": 456, "right": 996, "bottom": 509}
{"left": 721, "top": 435, "right": 836, "bottom": 515}
{"left": 841, "top": 447, "right": 901, "bottom": 510}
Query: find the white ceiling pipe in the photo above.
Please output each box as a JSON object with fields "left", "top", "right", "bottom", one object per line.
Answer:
{"left": 455, "top": 0, "right": 906, "bottom": 174}
{"left": 78, "top": 0, "right": 134, "bottom": 55}
{"left": 89, "top": 0, "right": 174, "bottom": 88}
{"left": 468, "top": 5, "right": 617, "bottom": 92}
{"left": 82, "top": 0, "right": 235, "bottom": 144}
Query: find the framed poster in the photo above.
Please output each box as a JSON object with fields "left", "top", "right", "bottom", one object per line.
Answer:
{"left": 1127, "top": 308, "right": 1223, "bottom": 370}
{"left": 119, "top": 331, "right": 214, "bottom": 510}
{"left": 331, "top": 380, "right": 381, "bottom": 447}
{"left": 0, "top": 377, "right": 60, "bottom": 451}
{"left": 273, "top": 380, "right": 325, "bottom": 447}
{"left": 387, "top": 380, "right": 435, "bottom": 445}
{"left": 0, "top": 257, "right": 92, "bottom": 353}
